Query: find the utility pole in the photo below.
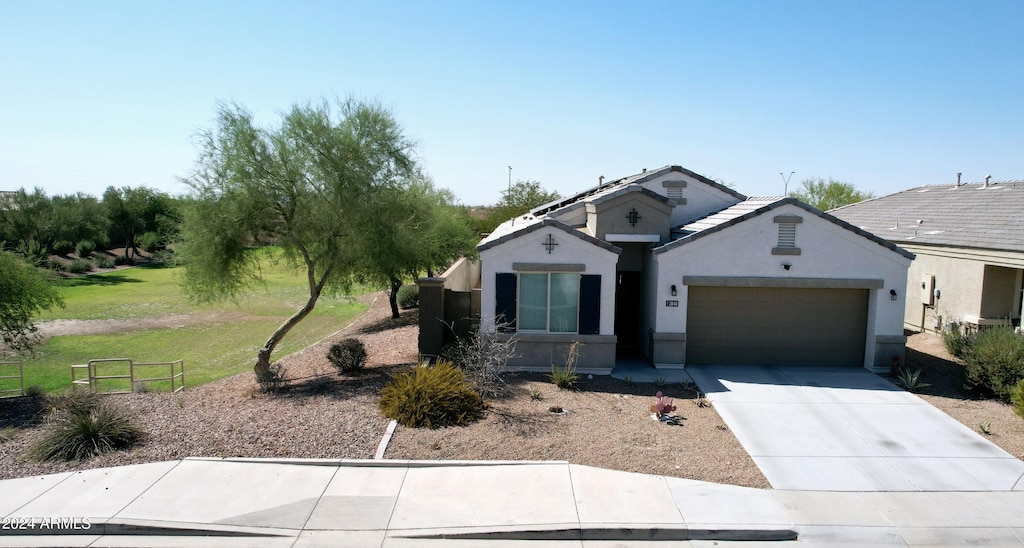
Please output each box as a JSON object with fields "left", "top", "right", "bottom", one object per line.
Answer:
{"left": 508, "top": 166, "right": 512, "bottom": 193}
{"left": 780, "top": 171, "right": 795, "bottom": 196}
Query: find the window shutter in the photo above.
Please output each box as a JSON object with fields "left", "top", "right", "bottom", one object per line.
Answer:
{"left": 578, "top": 274, "right": 601, "bottom": 335}
{"left": 495, "top": 272, "right": 517, "bottom": 331}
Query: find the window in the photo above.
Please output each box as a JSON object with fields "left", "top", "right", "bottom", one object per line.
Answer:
{"left": 495, "top": 272, "right": 601, "bottom": 335}
{"left": 519, "top": 273, "right": 579, "bottom": 332}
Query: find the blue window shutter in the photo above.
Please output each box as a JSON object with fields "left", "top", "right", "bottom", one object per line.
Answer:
{"left": 578, "top": 274, "right": 600, "bottom": 335}
{"left": 495, "top": 272, "right": 517, "bottom": 331}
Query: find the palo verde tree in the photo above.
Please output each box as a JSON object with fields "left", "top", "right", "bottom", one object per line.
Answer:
{"left": 179, "top": 98, "right": 414, "bottom": 382}
{"left": 355, "top": 173, "right": 478, "bottom": 318}
{"left": 0, "top": 250, "right": 63, "bottom": 352}
{"left": 789, "top": 177, "right": 874, "bottom": 211}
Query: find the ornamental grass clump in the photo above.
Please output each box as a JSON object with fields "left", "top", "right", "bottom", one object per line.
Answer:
{"left": 379, "top": 360, "right": 484, "bottom": 428}
{"left": 31, "top": 393, "right": 143, "bottom": 461}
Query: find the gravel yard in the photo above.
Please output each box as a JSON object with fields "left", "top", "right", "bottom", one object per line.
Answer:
{"left": 1, "top": 294, "right": 1021, "bottom": 488}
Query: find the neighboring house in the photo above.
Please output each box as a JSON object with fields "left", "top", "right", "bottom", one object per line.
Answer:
{"left": 425, "top": 165, "right": 913, "bottom": 376}
{"left": 830, "top": 178, "right": 1024, "bottom": 333}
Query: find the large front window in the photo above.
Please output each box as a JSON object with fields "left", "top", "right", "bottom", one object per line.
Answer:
{"left": 519, "top": 272, "right": 579, "bottom": 332}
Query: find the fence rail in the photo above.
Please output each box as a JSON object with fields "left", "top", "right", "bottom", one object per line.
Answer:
{"left": 71, "top": 358, "right": 184, "bottom": 394}
{"left": 0, "top": 360, "right": 24, "bottom": 398}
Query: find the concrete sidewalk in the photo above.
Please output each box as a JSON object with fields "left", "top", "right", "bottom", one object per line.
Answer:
{"left": 3, "top": 459, "right": 1024, "bottom": 546}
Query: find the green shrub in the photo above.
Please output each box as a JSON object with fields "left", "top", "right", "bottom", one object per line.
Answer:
{"left": 1012, "top": 380, "right": 1024, "bottom": 420}
{"left": 31, "top": 398, "right": 143, "bottom": 461}
{"left": 52, "top": 240, "right": 73, "bottom": 255}
{"left": 139, "top": 232, "right": 162, "bottom": 252}
{"left": 327, "top": 338, "right": 367, "bottom": 373}
{"left": 397, "top": 285, "right": 419, "bottom": 309}
{"left": 75, "top": 240, "right": 95, "bottom": 258}
{"left": 963, "top": 326, "right": 1024, "bottom": 402}
{"left": 548, "top": 341, "right": 581, "bottom": 389}
{"left": 942, "top": 322, "right": 970, "bottom": 358}
{"left": 46, "top": 258, "right": 66, "bottom": 272}
{"left": 23, "top": 385, "right": 45, "bottom": 399}
{"left": 94, "top": 254, "right": 115, "bottom": 269}
{"left": 379, "top": 360, "right": 484, "bottom": 428}
{"left": 67, "top": 258, "right": 93, "bottom": 274}
{"left": 114, "top": 255, "right": 135, "bottom": 266}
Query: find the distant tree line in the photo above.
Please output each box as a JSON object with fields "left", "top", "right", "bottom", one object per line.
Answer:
{"left": 0, "top": 185, "right": 183, "bottom": 268}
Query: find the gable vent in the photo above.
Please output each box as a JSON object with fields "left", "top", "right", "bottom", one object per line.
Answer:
{"left": 778, "top": 223, "right": 797, "bottom": 248}
{"left": 666, "top": 187, "right": 683, "bottom": 200}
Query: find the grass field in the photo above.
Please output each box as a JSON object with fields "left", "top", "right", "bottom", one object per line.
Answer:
{"left": 11, "top": 250, "right": 373, "bottom": 393}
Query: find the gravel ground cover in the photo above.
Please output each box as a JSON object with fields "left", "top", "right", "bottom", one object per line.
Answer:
{"left": 1, "top": 296, "right": 1021, "bottom": 488}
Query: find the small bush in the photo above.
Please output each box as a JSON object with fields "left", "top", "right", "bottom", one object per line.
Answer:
{"left": 44, "top": 391, "right": 101, "bottom": 419}
{"left": 94, "top": 254, "right": 115, "bottom": 269}
{"left": 23, "top": 385, "right": 45, "bottom": 399}
{"left": 52, "top": 240, "right": 73, "bottom": 255}
{"left": 397, "top": 285, "right": 419, "bottom": 309}
{"left": 327, "top": 338, "right": 367, "bottom": 374}
{"left": 46, "top": 258, "right": 66, "bottom": 272}
{"left": 1012, "top": 380, "right": 1024, "bottom": 420}
{"left": 67, "top": 258, "right": 93, "bottom": 274}
{"left": 75, "top": 240, "right": 95, "bottom": 258}
{"left": 942, "top": 322, "right": 969, "bottom": 358}
{"left": 379, "top": 360, "right": 484, "bottom": 428}
{"left": 257, "top": 362, "right": 287, "bottom": 393}
{"left": 114, "top": 255, "right": 135, "bottom": 266}
{"left": 31, "top": 398, "right": 143, "bottom": 461}
{"left": 139, "top": 232, "right": 162, "bottom": 252}
{"left": 963, "top": 326, "right": 1024, "bottom": 402}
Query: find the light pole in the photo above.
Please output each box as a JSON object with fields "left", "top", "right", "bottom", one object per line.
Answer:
{"left": 780, "top": 171, "right": 795, "bottom": 196}
{"left": 508, "top": 166, "right": 512, "bottom": 193}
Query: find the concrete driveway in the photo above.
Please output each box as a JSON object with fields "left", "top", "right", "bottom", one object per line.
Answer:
{"left": 687, "top": 365, "right": 1024, "bottom": 491}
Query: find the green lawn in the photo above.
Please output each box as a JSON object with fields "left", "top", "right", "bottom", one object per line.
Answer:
{"left": 14, "top": 250, "right": 373, "bottom": 394}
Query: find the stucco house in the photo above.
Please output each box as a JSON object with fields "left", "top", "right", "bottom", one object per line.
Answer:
{"left": 424, "top": 165, "right": 913, "bottom": 376}
{"left": 830, "top": 177, "right": 1024, "bottom": 334}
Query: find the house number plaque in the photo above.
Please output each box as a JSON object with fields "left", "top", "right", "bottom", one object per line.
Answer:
{"left": 665, "top": 300, "right": 679, "bottom": 307}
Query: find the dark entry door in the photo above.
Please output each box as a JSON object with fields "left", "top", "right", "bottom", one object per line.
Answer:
{"left": 615, "top": 271, "right": 642, "bottom": 348}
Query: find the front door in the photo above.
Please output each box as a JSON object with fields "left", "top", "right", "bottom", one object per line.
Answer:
{"left": 615, "top": 271, "right": 642, "bottom": 348}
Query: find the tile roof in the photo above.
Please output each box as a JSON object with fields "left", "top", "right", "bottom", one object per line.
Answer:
{"left": 656, "top": 197, "right": 914, "bottom": 259}
{"left": 531, "top": 165, "right": 746, "bottom": 217}
{"left": 829, "top": 181, "right": 1024, "bottom": 253}
{"left": 477, "top": 217, "right": 621, "bottom": 254}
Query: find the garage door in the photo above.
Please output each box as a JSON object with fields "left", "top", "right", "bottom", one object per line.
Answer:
{"left": 687, "top": 286, "right": 868, "bottom": 366}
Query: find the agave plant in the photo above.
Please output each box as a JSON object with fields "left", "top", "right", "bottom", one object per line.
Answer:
{"left": 896, "top": 367, "right": 931, "bottom": 393}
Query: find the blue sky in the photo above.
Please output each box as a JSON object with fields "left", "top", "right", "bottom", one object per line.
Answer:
{"left": 2, "top": 1, "right": 1021, "bottom": 205}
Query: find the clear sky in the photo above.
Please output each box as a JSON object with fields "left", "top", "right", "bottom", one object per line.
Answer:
{"left": 2, "top": 1, "right": 1022, "bottom": 206}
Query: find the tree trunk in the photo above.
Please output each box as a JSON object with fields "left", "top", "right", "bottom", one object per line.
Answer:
{"left": 388, "top": 276, "right": 402, "bottom": 319}
{"left": 253, "top": 256, "right": 332, "bottom": 382}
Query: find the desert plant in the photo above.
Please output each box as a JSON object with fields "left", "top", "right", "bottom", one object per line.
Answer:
{"left": 327, "top": 338, "right": 367, "bottom": 374}
{"left": 75, "top": 240, "right": 95, "bottom": 258}
{"left": 397, "top": 285, "right": 419, "bottom": 309}
{"left": 379, "top": 360, "right": 484, "bottom": 428}
{"left": 94, "top": 254, "right": 115, "bottom": 269}
{"left": 257, "top": 362, "right": 287, "bottom": 393}
{"left": 23, "top": 385, "right": 45, "bottom": 399}
{"left": 896, "top": 367, "right": 931, "bottom": 392}
{"left": 113, "top": 255, "right": 134, "bottom": 266}
{"left": 52, "top": 240, "right": 73, "bottom": 255}
{"left": 548, "top": 405, "right": 564, "bottom": 414}
{"left": 548, "top": 341, "right": 581, "bottom": 390}
{"left": 67, "top": 258, "right": 93, "bottom": 274}
{"left": 31, "top": 398, "right": 144, "bottom": 461}
{"left": 650, "top": 391, "right": 677, "bottom": 417}
{"left": 44, "top": 391, "right": 102, "bottom": 419}
{"left": 0, "top": 426, "right": 16, "bottom": 443}
{"left": 963, "top": 326, "right": 1024, "bottom": 402}
{"left": 46, "top": 257, "right": 66, "bottom": 272}
{"left": 941, "top": 321, "right": 969, "bottom": 358}
{"left": 444, "top": 320, "right": 517, "bottom": 398}
{"left": 979, "top": 422, "right": 993, "bottom": 435}
{"left": 528, "top": 387, "right": 543, "bottom": 400}
{"left": 655, "top": 377, "right": 667, "bottom": 388}
{"left": 1012, "top": 379, "right": 1024, "bottom": 420}
{"left": 695, "top": 395, "right": 711, "bottom": 408}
